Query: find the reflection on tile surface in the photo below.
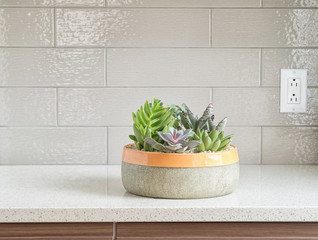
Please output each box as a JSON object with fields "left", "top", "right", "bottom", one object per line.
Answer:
{"left": 0, "top": 48, "right": 104, "bottom": 87}
{"left": 56, "top": 9, "right": 209, "bottom": 47}
{"left": 58, "top": 88, "right": 210, "bottom": 126}
{"left": 212, "top": 9, "right": 318, "bottom": 47}
{"left": 0, "top": 8, "right": 53, "bottom": 47}
{"left": 262, "top": 49, "right": 318, "bottom": 87}
{"left": 213, "top": 88, "right": 318, "bottom": 126}
{"left": 262, "top": 127, "right": 318, "bottom": 164}
{"left": 0, "top": 128, "right": 106, "bottom": 164}
{"left": 0, "top": 88, "right": 56, "bottom": 126}
{"left": 0, "top": 0, "right": 104, "bottom": 6}
{"left": 107, "top": 48, "right": 259, "bottom": 87}
{"left": 263, "top": 0, "right": 318, "bottom": 7}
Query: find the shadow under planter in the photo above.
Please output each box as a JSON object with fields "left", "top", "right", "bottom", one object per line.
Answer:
{"left": 121, "top": 144, "right": 239, "bottom": 199}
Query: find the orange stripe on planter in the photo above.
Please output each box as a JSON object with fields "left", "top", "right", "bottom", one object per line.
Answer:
{"left": 122, "top": 144, "right": 239, "bottom": 168}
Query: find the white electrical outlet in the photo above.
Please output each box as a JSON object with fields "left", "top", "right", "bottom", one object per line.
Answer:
{"left": 287, "top": 78, "right": 301, "bottom": 104}
{"left": 280, "top": 69, "right": 307, "bottom": 113}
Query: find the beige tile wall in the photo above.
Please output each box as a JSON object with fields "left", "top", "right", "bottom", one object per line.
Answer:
{"left": 0, "top": 0, "right": 317, "bottom": 165}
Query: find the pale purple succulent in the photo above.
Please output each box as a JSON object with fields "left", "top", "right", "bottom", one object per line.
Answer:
{"left": 157, "top": 127, "right": 192, "bottom": 147}
{"left": 145, "top": 127, "right": 200, "bottom": 153}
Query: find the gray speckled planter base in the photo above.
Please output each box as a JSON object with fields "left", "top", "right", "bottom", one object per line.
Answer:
{"left": 122, "top": 162, "right": 239, "bottom": 199}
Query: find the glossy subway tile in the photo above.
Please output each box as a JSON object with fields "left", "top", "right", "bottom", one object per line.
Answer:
{"left": 227, "top": 127, "right": 261, "bottom": 164}
{"left": 262, "top": 49, "right": 318, "bottom": 87}
{"left": 263, "top": 0, "right": 318, "bottom": 8}
{"left": 0, "top": 8, "right": 53, "bottom": 47}
{"left": 107, "top": 48, "right": 260, "bottom": 87}
{"left": 58, "top": 88, "right": 210, "bottom": 126}
{"left": 212, "top": 9, "right": 318, "bottom": 47}
{"left": 0, "top": 0, "right": 105, "bottom": 7}
{"left": 0, "top": 127, "right": 107, "bottom": 164}
{"left": 107, "top": 0, "right": 261, "bottom": 8}
{"left": 213, "top": 88, "right": 318, "bottom": 126}
{"left": 107, "top": 127, "right": 133, "bottom": 165}
{"left": 0, "top": 48, "right": 105, "bottom": 87}
{"left": 56, "top": 8, "right": 210, "bottom": 47}
{"left": 262, "top": 127, "right": 318, "bottom": 164}
{"left": 0, "top": 0, "right": 104, "bottom": 6}
{"left": 0, "top": 88, "right": 56, "bottom": 126}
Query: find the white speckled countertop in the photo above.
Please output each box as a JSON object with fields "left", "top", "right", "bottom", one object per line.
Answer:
{"left": 0, "top": 165, "right": 317, "bottom": 222}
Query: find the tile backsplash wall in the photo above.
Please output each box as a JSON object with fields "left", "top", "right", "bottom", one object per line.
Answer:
{"left": 0, "top": 0, "right": 317, "bottom": 165}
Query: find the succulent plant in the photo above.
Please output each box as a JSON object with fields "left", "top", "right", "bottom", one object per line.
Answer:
{"left": 144, "top": 127, "right": 201, "bottom": 153}
{"left": 178, "top": 103, "right": 215, "bottom": 132}
{"left": 193, "top": 117, "right": 233, "bottom": 152}
{"left": 129, "top": 98, "right": 175, "bottom": 151}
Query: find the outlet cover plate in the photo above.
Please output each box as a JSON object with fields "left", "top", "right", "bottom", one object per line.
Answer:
{"left": 280, "top": 69, "right": 307, "bottom": 113}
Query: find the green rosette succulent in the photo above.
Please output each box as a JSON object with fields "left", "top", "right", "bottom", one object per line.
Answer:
{"left": 193, "top": 117, "right": 233, "bottom": 152}
{"left": 129, "top": 98, "right": 175, "bottom": 151}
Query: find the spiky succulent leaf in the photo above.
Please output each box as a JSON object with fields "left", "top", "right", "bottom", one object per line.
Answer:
{"left": 211, "top": 139, "right": 221, "bottom": 152}
{"left": 208, "top": 129, "right": 220, "bottom": 145}
{"left": 216, "top": 117, "right": 227, "bottom": 132}
{"left": 131, "top": 98, "right": 174, "bottom": 151}
{"left": 222, "top": 134, "right": 233, "bottom": 141}
{"left": 203, "top": 136, "right": 213, "bottom": 150}
{"left": 218, "top": 131, "right": 224, "bottom": 140}
{"left": 197, "top": 142, "right": 206, "bottom": 152}
{"left": 129, "top": 135, "right": 137, "bottom": 142}
{"left": 196, "top": 103, "right": 213, "bottom": 131}
{"left": 183, "top": 104, "right": 196, "bottom": 128}
{"left": 180, "top": 111, "right": 191, "bottom": 129}
{"left": 219, "top": 138, "right": 232, "bottom": 149}
{"left": 218, "top": 143, "right": 231, "bottom": 151}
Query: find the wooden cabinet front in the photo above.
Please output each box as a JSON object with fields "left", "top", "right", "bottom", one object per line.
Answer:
{"left": 116, "top": 222, "right": 318, "bottom": 239}
{"left": 0, "top": 223, "right": 113, "bottom": 240}
{"left": 1, "top": 222, "right": 318, "bottom": 239}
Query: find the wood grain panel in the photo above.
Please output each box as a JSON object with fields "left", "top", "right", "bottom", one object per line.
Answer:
{"left": 0, "top": 223, "right": 113, "bottom": 238}
{"left": 116, "top": 222, "right": 318, "bottom": 238}
{"left": 118, "top": 238, "right": 317, "bottom": 240}
{"left": 0, "top": 238, "right": 112, "bottom": 240}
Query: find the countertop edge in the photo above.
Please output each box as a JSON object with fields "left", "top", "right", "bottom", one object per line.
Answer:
{"left": 1, "top": 207, "right": 318, "bottom": 223}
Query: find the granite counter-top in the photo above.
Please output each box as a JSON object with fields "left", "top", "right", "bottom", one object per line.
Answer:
{"left": 0, "top": 165, "right": 317, "bottom": 222}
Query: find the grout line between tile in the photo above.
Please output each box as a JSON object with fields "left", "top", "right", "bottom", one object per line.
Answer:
{"left": 53, "top": 8, "right": 56, "bottom": 47}
{"left": 209, "top": 9, "right": 212, "bottom": 48}
{"left": 105, "top": 48, "right": 107, "bottom": 86}
{"left": 0, "top": 6, "right": 316, "bottom": 9}
{"left": 0, "top": 86, "right": 295, "bottom": 89}
{"left": 260, "top": 127, "right": 263, "bottom": 164}
{"left": 1, "top": 46, "right": 318, "bottom": 49}
{"left": 106, "top": 127, "right": 108, "bottom": 164}
{"left": 1, "top": 86, "right": 317, "bottom": 91}
{"left": 259, "top": 48, "right": 262, "bottom": 86}
{"left": 56, "top": 88, "right": 59, "bottom": 126}
{"left": 211, "top": 88, "right": 214, "bottom": 103}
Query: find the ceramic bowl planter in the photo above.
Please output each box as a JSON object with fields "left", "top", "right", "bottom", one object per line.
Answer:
{"left": 122, "top": 144, "right": 239, "bottom": 199}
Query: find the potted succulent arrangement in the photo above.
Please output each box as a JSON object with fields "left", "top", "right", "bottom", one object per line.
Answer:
{"left": 122, "top": 98, "right": 239, "bottom": 199}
